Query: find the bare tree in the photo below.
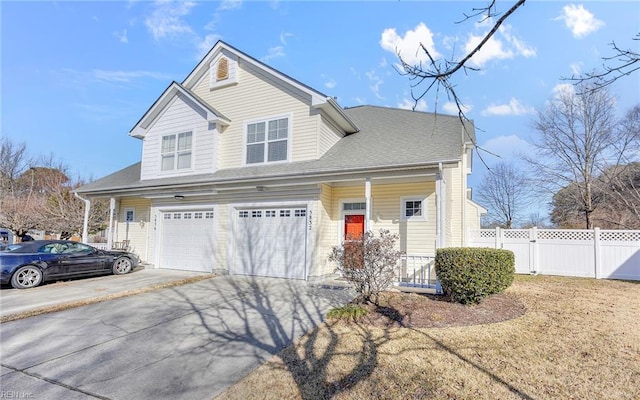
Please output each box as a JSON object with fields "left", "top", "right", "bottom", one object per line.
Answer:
{"left": 476, "top": 162, "right": 531, "bottom": 228}
{"left": 0, "top": 139, "right": 109, "bottom": 239}
{"left": 0, "top": 138, "right": 31, "bottom": 193}
{"left": 526, "top": 84, "right": 624, "bottom": 229}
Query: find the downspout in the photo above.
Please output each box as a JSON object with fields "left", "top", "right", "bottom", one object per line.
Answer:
{"left": 74, "top": 192, "right": 90, "bottom": 244}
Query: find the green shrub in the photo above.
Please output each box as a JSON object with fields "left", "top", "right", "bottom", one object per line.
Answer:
{"left": 327, "top": 304, "right": 370, "bottom": 321}
{"left": 435, "top": 247, "right": 515, "bottom": 304}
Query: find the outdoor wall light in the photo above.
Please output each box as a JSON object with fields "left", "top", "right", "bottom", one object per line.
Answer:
{"left": 174, "top": 195, "right": 185, "bottom": 200}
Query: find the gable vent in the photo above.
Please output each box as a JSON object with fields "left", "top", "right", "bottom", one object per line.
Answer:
{"left": 216, "top": 57, "right": 229, "bottom": 81}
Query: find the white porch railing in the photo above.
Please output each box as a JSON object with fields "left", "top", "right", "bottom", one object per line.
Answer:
{"left": 88, "top": 242, "right": 109, "bottom": 250}
{"left": 395, "top": 254, "right": 438, "bottom": 290}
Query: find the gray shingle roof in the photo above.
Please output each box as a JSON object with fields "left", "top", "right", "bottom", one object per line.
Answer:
{"left": 77, "top": 106, "right": 474, "bottom": 194}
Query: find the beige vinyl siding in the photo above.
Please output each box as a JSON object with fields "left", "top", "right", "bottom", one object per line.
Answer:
{"left": 140, "top": 94, "right": 216, "bottom": 180}
{"left": 116, "top": 198, "right": 152, "bottom": 262}
{"left": 465, "top": 200, "right": 483, "bottom": 232}
{"left": 370, "top": 182, "right": 437, "bottom": 255}
{"left": 191, "top": 60, "right": 322, "bottom": 169}
{"left": 318, "top": 116, "right": 343, "bottom": 156}
{"left": 326, "top": 182, "right": 437, "bottom": 256}
{"left": 314, "top": 184, "right": 337, "bottom": 277}
{"left": 444, "top": 163, "right": 464, "bottom": 247}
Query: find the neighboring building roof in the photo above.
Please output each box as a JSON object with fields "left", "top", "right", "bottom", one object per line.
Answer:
{"left": 77, "top": 106, "right": 475, "bottom": 195}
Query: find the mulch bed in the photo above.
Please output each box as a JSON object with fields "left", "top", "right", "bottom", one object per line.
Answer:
{"left": 358, "top": 291, "right": 526, "bottom": 329}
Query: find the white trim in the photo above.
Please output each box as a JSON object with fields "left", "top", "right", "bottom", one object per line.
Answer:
{"left": 339, "top": 198, "right": 366, "bottom": 243}
{"left": 400, "top": 196, "right": 428, "bottom": 222}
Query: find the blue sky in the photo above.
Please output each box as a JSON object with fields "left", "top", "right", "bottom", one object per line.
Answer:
{"left": 2, "top": 1, "right": 639, "bottom": 216}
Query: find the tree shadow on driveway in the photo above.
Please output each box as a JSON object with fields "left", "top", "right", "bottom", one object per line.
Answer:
{"left": 171, "top": 275, "right": 393, "bottom": 400}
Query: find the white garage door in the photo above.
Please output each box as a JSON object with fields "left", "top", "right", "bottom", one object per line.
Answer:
{"left": 160, "top": 210, "right": 214, "bottom": 272}
{"left": 234, "top": 207, "right": 307, "bottom": 279}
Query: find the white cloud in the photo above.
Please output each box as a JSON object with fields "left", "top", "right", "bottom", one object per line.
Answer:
{"left": 145, "top": 0, "right": 197, "bottom": 41}
{"left": 380, "top": 22, "right": 440, "bottom": 66}
{"left": 261, "top": 46, "right": 285, "bottom": 62}
{"left": 365, "top": 70, "right": 384, "bottom": 100}
{"left": 552, "top": 83, "right": 576, "bottom": 98}
{"left": 93, "top": 70, "right": 172, "bottom": 83}
{"left": 196, "top": 34, "right": 220, "bottom": 60}
{"left": 321, "top": 74, "right": 336, "bottom": 89}
{"left": 569, "top": 62, "right": 582, "bottom": 76}
{"left": 482, "top": 98, "right": 534, "bottom": 116}
{"left": 443, "top": 101, "right": 472, "bottom": 115}
{"left": 218, "top": 0, "right": 242, "bottom": 11}
{"left": 481, "top": 134, "right": 532, "bottom": 161}
{"left": 280, "top": 32, "right": 293, "bottom": 45}
{"left": 556, "top": 4, "right": 604, "bottom": 39}
{"left": 114, "top": 29, "right": 128, "bottom": 44}
{"left": 398, "top": 98, "right": 427, "bottom": 111}
{"left": 464, "top": 24, "right": 536, "bottom": 68}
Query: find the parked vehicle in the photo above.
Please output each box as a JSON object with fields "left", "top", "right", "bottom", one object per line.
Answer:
{"left": 0, "top": 240, "right": 139, "bottom": 289}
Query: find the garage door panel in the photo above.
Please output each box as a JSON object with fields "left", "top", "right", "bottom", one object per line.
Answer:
{"left": 234, "top": 207, "right": 306, "bottom": 279}
{"left": 160, "top": 210, "right": 214, "bottom": 272}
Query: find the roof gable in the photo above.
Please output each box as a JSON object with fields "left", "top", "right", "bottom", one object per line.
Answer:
{"left": 182, "top": 40, "right": 358, "bottom": 133}
{"left": 129, "top": 81, "right": 230, "bottom": 139}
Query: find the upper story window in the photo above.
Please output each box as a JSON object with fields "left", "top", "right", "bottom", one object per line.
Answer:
{"left": 161, "top": 132, "right": 192, "bottom": 171}
{"left": 401, "top": 197, "right": 427, "bottom": 221}
{"left": 246, "top": 117, "right": 289, "bottom": 164}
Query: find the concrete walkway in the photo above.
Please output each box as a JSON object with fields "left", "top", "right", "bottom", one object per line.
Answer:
{"left": 0, "top": 275, "right": 354, "bottom": 400}
{"left": 0, "top": 267, "right": 209, "bottom": 319}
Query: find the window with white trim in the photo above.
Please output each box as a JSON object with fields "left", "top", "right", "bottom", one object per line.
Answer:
{"left": 246, "top": 117, "right": 288, "bottom": 164}
{"left": 401, "top": 198, "right": 426, "bottom": 221}
{"left": 161, "top": 131, "right": 192, "bottom": 171}
{"left": 124, "top": 208, "right": 135, "bottom": 222}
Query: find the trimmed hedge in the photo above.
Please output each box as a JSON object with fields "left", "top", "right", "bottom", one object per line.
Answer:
{"left": 435, "top": 247, "right": 515, "bottom": 304}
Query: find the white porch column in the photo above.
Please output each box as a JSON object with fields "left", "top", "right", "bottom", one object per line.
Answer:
{"left": 436, "top": 163, "right": 446, "bottom": 248}
{"left": 107, "top": 197, "right": 116, "bottom": 250}
{"left": 73, "top": 192, "right": 90, "bottom": 243}
{"left": 365, "top": 177, "right": 372, "bottom": 232}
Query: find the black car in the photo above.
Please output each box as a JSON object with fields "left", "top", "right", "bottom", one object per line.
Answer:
{"left": 0, "top": 240, "right": 139, "bottom": 289}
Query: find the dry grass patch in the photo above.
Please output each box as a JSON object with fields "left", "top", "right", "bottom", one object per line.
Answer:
{"left": 218, "top": 276, "right": 640, "bottom": 400}
{"left": 0, "top": 274, "right": 214, "bottom": 323}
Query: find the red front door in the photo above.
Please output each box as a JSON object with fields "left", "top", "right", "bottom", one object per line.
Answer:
{"left": 344, "top": 214, "right": 365, "bottom": 240}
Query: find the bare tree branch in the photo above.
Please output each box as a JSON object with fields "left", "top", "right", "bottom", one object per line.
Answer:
{"left": 565, "top": 33, "right": 640, "bottom": 92}
{"left": 393, "top": 0, "right": 527, "bottom": 168}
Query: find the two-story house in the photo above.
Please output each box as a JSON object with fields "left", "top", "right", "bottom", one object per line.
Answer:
{"left": 76, "top": 41, "right": 485, "bottom": 281}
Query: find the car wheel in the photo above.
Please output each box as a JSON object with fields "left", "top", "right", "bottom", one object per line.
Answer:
{"left": 112, "top": 257, "right": 132, "bottom": 275}
{"left": 11, "top": 265, "right": 43, "bottom": 289}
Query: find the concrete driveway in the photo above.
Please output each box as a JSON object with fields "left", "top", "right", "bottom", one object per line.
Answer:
{"left": 0, "top": 267, "right": 210, "bottom": 319}
{"left": 0, "top": 275, "right": 354, "bottom": 400}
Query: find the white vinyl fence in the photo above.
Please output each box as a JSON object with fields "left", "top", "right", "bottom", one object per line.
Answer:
{"left": 469, "top": 228, "right": 640, "bottom": 281}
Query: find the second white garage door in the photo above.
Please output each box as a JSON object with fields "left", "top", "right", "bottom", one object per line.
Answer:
{"left": 160, "top": 210, "right": 214, "bottom": 272}
{"left": 233, "top": 207, "right": 307, "bottom": 279}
